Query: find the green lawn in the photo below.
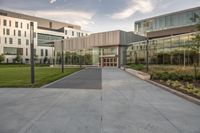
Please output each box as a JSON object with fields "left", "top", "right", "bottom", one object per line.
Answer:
{"left": 0, "top": 66, "right": 81, "bottom": 88}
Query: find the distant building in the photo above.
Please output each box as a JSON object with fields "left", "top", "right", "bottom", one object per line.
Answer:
{"left": 54, "top": 30, "right": 145, "bottom": 67}
{"left": 128, "top": 6, "right": 200, "bottom": 65}
{"left": 0, "top": 9, "right": 89, "bottom": 63}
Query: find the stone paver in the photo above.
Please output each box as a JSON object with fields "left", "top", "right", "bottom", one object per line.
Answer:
{"left": 0, "top": 68, "right": 199, "bottom": 133}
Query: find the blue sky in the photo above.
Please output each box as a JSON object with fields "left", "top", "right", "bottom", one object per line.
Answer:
{"left": 0, "top": 0, "right": 200, "bottom": 32}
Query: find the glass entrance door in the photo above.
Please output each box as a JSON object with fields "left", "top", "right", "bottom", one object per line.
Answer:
{"left": 102, "top": 57, "right": 117, "bottom": 67}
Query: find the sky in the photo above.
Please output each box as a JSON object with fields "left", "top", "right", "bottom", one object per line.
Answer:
{"left": 0, "top": 0, "right": 200, "bottom": 33}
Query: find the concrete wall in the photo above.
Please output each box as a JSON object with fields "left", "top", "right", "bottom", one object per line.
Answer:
{"left": 54, "top": 30, "right": 146, "bottom": 52}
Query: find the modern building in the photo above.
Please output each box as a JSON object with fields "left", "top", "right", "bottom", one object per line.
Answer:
{"left": 127, "top": 6, "right": 200, "bottom": 65}
{"left": 54, "top": 30, "right": 145, "bottom": 67}
{"left": 0, "top": 9, "right": 89, "bottom": 63}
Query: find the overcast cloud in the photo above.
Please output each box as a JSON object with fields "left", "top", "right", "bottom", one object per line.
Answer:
{"left": 0, "top": 0, "right": 200, "bottom": 32}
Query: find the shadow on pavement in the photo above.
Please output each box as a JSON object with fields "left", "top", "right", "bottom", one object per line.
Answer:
{"left": 44, "top": 67, "right": 102, "bottom": 89}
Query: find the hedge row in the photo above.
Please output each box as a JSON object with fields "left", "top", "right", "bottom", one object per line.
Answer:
{"left": 151, "top": 72, "right": 195, "bottom": 82}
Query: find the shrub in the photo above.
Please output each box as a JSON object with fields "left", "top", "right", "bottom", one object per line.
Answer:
{"left": 182, "top": 75, "right": 193, "bottom": 82}
{"left": 186, "top": 83, "right": 195, "bottom": 90}
{"left": 169, "top": 73, "right": 179, "bottom": 80}
{"left": 0, "top": 54, "right": 5, "bottom": 63}
{"left": 151, "top": 72, "right": 161, "bottom": 80}
{"left": 171, "top": 80, "right": 182, "bottom": 88}
{"left": 160, "top": 72, "right": 170, "bottom": 81}
{"left": 129, "top": 64, "right": 144, "bottom": 71}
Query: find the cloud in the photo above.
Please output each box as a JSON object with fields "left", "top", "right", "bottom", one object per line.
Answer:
{"left": 49, "top": 0, "right": 56, "bottom": 4}
{"left": 14, "top": 9, "right": 95, "bottom": 29}
{"left": 111, "top": 0, "right": 155, "bottom": 19}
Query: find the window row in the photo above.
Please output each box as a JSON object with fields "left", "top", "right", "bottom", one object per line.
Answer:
{"left": 3, "top": 28, "right": 29, "bottom": 37}
{"left": 0, "top": 19, "right": 29, "bottom": 29}
{"left": 65, "top": 30, "right": 88, "bottom": 37}
{"left": 0, "top": 37, "right": 29, "bottom": 45}
{"left": 40, "top": 49, "right": 48, "bottom": 57}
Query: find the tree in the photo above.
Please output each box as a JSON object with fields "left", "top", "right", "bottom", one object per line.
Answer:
{"left": 0, "top": 54, "right": 5, "bottom": 63}
{"left": 14, "top": 54, "right": 22, "bottom": 63}
{"left": 43, "top": 56, "right": 48, "bottom": 64}
{"left": 34, "top": 55, "right": 38, "bottom": 62}
{"left": 191, "top": 14, "right": 200, "bottom": 81}
{"left": 191, "top": 14, "right": 200, "bottom": 64}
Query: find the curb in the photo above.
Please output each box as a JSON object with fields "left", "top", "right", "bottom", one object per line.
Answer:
{"left": 146, "top": 80, "right": 200, "bottom": 106}
{"left": 40, "top": 68, "right": 85, "bottom": 88}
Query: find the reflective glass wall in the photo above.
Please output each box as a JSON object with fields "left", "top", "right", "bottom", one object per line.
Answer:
{"left": 56, "top": 48, "right": 99, "bottom": 66}
{"left": 135, "top": 8, "right": 200, "bottom": 36}
{"left": 127, "top": 32, "right": 199, "bottom": 65}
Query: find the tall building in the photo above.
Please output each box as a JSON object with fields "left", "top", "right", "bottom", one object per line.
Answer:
{"left": 0, "top": 9, "right": 89, "bottom": 63}
{"left": 127, "top": 7, "right": 200, "bottom": 65}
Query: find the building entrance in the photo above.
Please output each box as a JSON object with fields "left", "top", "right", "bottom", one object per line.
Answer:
{"left": 102, "top": 57, "right": 117, "bottom": 67}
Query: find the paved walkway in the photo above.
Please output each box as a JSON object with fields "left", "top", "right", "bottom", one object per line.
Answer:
{"left": 44, "top": 67, "right": 102, "bottom": 89}
{"left": 0, "top": 68, "right": 200, "bottom": 133}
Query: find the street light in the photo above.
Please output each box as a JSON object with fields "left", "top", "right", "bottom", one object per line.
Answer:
{"left": 146, "top": 38, "right": 149, "bottom": 72}
{"left": 30, "top": 22, "right": 35, "bottom": 84}
{"left": 61, "top": 40, "right": 64, "bottom": 73}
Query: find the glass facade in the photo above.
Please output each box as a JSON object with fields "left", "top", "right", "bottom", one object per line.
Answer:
{"left": 4, "top": 47, "right": 23, "bottom": 55}
{"left": 56, "top": 49, "right": 98, "bottom": 66}
{"left": 127, "top": 32, "right": 199, "bottom": 65}
{"left": 55, "top": 46, "right": 120, "bottom": 67}
{"left": 38, "top": 33, "right": 63, "bottom": 47}
{"left": 135, "top": 8, "right": 200, "bottom": 35}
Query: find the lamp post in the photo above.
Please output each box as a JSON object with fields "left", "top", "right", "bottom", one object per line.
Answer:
{"left": 61, "top": 40, "right": 64, "bottom": 73}
{"left": 30, "top": 22, "right": 35, "bottom": 84}
{"left": 146, "top": 38, "right": 149, "bottom": 72}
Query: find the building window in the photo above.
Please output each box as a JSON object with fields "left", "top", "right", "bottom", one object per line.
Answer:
{"left": 82, "top": 33, "right": 84, "bottom": 36}
{"left": 20, "top": 22, "right": 22, "bottom": 28}
{"left": 26, "top": 39, "right": 29, "bottom": 45}
{"left": 18, "top": 39, "right": 21, "bottom": 45}
{"left": 24, "top": 31, "right": 26, "bottom": 37}
{"left": 45, "top": 49, "right": 48, "bottom": 56}
{"left": 65, "top": 30, "right": 67, "bottom": 35}
{"left": 15, "top": 21, "right": 18, "bottom": 28}
{"left": 9, "top": 38, "right": 13, "bottom": 44}
{"left": 18, "top": 30, "right": 21, "bottom": 36}
{"left": 3, "top": 19, "right": 7, "bottom": 26}
{"left": 26, "top": 48, "right": 28, "bottom": 56}
{"left": 72, "top": 31, "right": 74, "bottom": 36}
{"left": 6, "top": 29, "right": 10, "bottom": 35}
{"left": 77, "top": 32, "right": 80, "bottom": 37}
{"left": 4, "top": 47, "right": 23, "bottom": 55}
{"left": 41, "top": 49, "right": 44, "bottom": 56}
{"left": 14, "top": 30, "right": 16, "bottom": 36}
{"left": 5, "top": 37, "right": 7, "bottom": 44}
{"left": 27, "top": 23, "right": 29, "bottom": 29}
{"left": 9, "top": 20, "right": 11, "bottom": 27}
{"left": 34, "top": 32, "right": 36, "bottom": 38}
{"left": 3, "top": 28, "right": 5, "bottom": 35}
{"left": 49, "top": 22, "right": 52, "bottom": 29}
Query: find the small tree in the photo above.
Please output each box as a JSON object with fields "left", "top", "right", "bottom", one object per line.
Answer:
{"left": 0, "top": 54, "right": 5, "bottom": 63}
{"left": 191, "top": 14, "right": 200, "bottom": 81}
{"left": 14, "top": 54, "right": 22, "bottom": 63}
{"left": 43, "top": 56, "right": 48, "bottom": 64}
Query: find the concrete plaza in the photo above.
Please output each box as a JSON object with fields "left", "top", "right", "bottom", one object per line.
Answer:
{"left": 0, "top": 68, "right": 199, "bottom": 133}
